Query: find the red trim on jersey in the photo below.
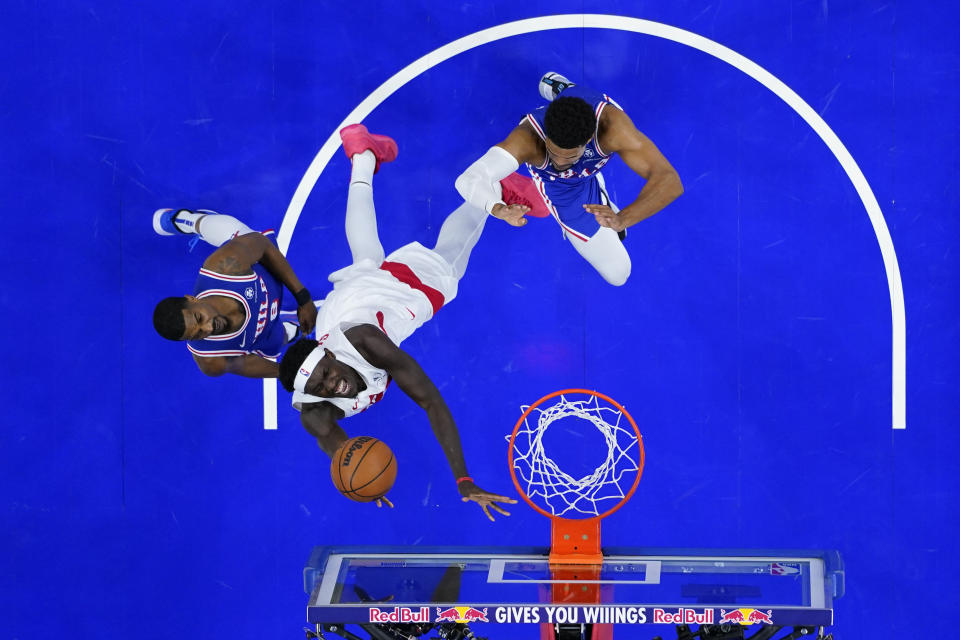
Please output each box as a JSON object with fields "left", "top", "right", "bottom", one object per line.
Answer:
{"left": 198, "top": 268, "right": 258, "bottom": 282}
{"left": 594, "top": 101, "right": 612, "bottom": 157}
{"left": 603, "top": 94, "right": 624, "bottom": 111}
{"left": 525, "top": 113, "right": 545, "bottom": 140}
{"left": 523, "top": 115, "right": 551, "bottom": 170}
{"left": 379, "top": 261, "right": 445, "bottom": 314}
{"left": 530, "top": 174, "right": 590, "bottom": 242}
{"left": 187, "top": 345, "right": 249, "bottom": 357}
{"left": 375, "top": 311, "right": 387, "bottom": 333}
{"left": 195, "top": 289, "right": 250, "bottom": 340}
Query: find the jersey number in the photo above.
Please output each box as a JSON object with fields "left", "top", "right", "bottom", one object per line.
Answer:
{"left": 352, "top": 391, "right": 386, "bottom": 412}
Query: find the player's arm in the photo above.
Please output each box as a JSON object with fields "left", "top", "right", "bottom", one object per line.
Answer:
{"left": 192, "top": 352, "right": 280, "bottom": 378}
{"left": 455, "top": 122, "right": 542, "bottom": 227}
{"left": 203, "top": 232, "right": 318, "bottom": 334}
{"left": 348, "top": 326, "right": 468, "bottom": 478}
{"left": 300, "top": 399, "right": 394, "bottom": 508}
{"left": 299, "top": 401, "right": 348, "bottom": 457}
{"left": 348, "top": 325, "right": 516, "bottom": 520}
{"left": 587, "top": 106, "right": 683, "bottom": 231}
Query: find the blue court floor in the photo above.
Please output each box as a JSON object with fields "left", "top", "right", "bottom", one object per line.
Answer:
{"left": 2, "top": 2, "right": 958, "bottom": 638}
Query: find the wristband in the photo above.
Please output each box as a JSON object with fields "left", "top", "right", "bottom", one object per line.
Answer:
{"left": 456, "top": 476, "right": 473, "bottom": 485}
{"left": 293, "top": 287, "right": 312, "bottom": 306}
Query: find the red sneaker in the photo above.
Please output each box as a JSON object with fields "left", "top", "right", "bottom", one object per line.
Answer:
{"left": 339, "top": 124, "right": 398, "bottom": 173}
{"left": 499, "top": 173, "right": 550, "bottom": 218}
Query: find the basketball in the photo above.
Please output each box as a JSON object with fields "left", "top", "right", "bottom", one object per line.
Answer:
{"left": 330, "top": 436, "right": 397, "bottom": 502}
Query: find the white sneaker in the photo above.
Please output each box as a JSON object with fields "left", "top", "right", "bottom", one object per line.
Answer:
{"left": 153, "top": 208, "right": 194, "bottom": 236}
{"left": 539, "top": 72, "right": 574, "bottom": 101}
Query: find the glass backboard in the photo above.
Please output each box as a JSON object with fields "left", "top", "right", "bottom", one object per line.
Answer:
{"left": 304, "top": 545, "right": 843, "bottom": 632}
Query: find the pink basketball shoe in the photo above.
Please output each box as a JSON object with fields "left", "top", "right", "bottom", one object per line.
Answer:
{"left": 339, "top": 124, "right": 398, "bottom": 173}
{"left": 499, "top": 173, "right": 550, "bottom": 218}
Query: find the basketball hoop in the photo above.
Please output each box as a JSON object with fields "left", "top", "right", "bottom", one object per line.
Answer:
{"left": 507, "top": 389, "right": 645, "bottom": 565}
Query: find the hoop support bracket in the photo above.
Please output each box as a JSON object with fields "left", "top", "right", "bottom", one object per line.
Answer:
{"left": 549, "top": 517, "right": 602, "bottom": 565}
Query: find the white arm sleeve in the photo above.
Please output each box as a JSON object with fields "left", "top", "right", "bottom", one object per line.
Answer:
{"left": 455, "top": 146, "right": 521, "bottom": 214}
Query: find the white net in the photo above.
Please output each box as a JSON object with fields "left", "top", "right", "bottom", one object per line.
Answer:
{"left": 509, "top": 392, "right": 641, "bottom": 518}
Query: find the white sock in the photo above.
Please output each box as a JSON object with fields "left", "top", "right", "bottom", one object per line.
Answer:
{"left": 345, "top": 151, "right": 384, "bottom": 264}
{"left": 433, "top": 203, "right": 489, "bottom": 279}
{"left": 194, "top": 214, "right": 254, "bottom": 248}
{"left": 350, "top": 150, "right": 376, "bottom": 185}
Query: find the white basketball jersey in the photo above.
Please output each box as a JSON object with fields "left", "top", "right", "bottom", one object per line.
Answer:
{"left": 291, "top": 242, "right": 458, "bottom": 418}
{"left": 291, "top": 324, "right": 391, "bottom": 417}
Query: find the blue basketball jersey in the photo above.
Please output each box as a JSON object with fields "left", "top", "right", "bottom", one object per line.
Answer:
{"left": 187, "top": 262, "right": 286, "bottom": 359}
{"left": 523, "top": 84, "right": 621, "bottom": 186}
{"left": 522, "top": 84, "right": 623, "bottom": 239}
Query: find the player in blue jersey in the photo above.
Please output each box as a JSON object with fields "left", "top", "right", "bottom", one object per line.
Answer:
{"left": 152, "top": 209, "right": 318, "bottom": 378}
{"left": 456, "top": 72, "right": 683, "bottom": 286}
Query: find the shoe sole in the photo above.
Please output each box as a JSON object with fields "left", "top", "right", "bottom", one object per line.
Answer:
{"left": 153, "top": 208, "right": 176, "bottom": 236}
{"left": 500, "top": 174, "right": 550, "bottom": 218}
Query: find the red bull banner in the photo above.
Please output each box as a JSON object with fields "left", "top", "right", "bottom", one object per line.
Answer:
{"left": 309, "top": 605, "right": 832, "bottom": 627}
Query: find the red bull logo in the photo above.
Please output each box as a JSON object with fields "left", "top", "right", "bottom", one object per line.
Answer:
{"left": 651, "top": 608, "right": 714, "bottom": 624}
{"left": 368, "top": 607, "right": 430, "bottom": 623}
{"left": 718, "top": 608, "right": 775, "bottom": 625}
{"left": 434, "top": 606, "right": 489, "bottom": 623}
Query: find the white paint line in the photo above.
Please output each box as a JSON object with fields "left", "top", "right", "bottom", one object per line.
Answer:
{"left": 262, "top": 379, "right": 277, "bottom": 430}
{"left": 269, "top": 14, "right": 905, "bottom": 430}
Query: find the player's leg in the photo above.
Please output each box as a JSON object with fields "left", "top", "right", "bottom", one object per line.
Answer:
{"left": 339, "top": 125, "right": 398, "bottom": 264}
{"left": 566, "top": 226, "right": 631, "bottom": 286}
{"left": 153, "top": 208, "right": 256, "bottom": 247}
{"left": 432, "top": 203, "right": 489, "bottom": 280}
{"left": 538, "top": 174, "right": 631, "bottom": 285}
{"left": 344, "top": 150, "right": 385, "bottom": 264}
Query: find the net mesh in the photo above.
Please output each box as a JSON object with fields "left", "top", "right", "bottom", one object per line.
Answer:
{"left": 509, "top": 392, "right": 640, "bottom": 518}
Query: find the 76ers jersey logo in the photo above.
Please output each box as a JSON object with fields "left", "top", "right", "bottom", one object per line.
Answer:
{"left": 252, "top": 276, "right": 277, "bottom": 341}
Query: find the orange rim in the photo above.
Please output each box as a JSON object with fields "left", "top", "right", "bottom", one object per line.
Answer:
{"left": 508, "top": 388, "right": 645, "bottom": 522}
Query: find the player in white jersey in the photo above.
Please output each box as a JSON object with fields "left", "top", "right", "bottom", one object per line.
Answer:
{"left": 279, "top": 124, "right": 518, "bottom": 520}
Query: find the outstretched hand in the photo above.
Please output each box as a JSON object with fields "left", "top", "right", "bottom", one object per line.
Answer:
{"left": 458, "top": 481, "right": 517, "bottom": 521}
{"left": 491, "top": 203, "right": 530, "bottom": 228}
{"left": 375, "top": 496, "right": 394, "bottom": 509}
{"left": 584, "top": 203, "right": 627, "bottom": 232}
{"left": 297, "top": 301, "right": 318, "bottom": 335}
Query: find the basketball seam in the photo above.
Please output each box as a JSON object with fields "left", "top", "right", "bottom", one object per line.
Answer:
{"left": 347, "top": 438, "right": 379, "bottom": 491}
{"left": 334, "top": 436, "right": 370, "bottom": 494}
{"left": 350, "top": 453, "right": 395, "bottom": 495}
{"left": 336, "top": 442, "right": 349, "bottom": 493}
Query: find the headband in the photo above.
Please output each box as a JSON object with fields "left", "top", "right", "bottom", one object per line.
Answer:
{"left": 293, "top": 346, "right": 326, "bottom": 393}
